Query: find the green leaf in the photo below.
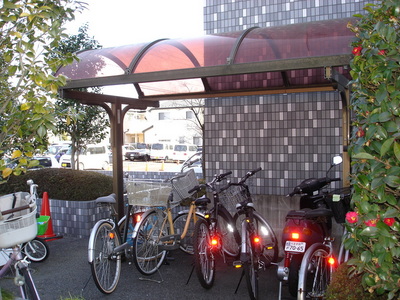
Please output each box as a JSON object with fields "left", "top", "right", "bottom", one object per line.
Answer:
{"left": 360, "top": 226, "right": 379, "bottom": 237}
{"left": 383, "top": 207, "right": 399, "bottom": 218}
{"left": 353, "top": 152, "right": 375, "bottom": 160}
{"left": 384, "top": 176, "right": 400, "bottom": 189}
{"left": 379, "top": 111, "right": 392, "bottom": 122}
{"left": 380, "top": 138, "right": 394, "bottom": 156}
{"left": 394, "top": 142, "right": 400, "bottom": 161}
{"left": 376, "top": 84, "right": 387, "bottom": 103}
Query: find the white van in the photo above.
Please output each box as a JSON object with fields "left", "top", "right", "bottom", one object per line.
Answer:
{"left": 171, "top": 144, "right": 198, "bottom": 162}
{"left": 60, "top": 144, "right": 110, "bottom": 170}
{"left": 150, "top": 143, "right": 174, "bottom": 161}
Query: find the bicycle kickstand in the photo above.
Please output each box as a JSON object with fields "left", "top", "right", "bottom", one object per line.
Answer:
{"left": 186, "top": 261, "right": 195, "bottom": 285}
{"left": 234, "top": 268, "right": 245, "bottom": 294}
{"left": 139, "top": 268, "right": 164, "bottom": 284}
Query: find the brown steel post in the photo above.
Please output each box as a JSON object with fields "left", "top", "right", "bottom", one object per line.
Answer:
{"left": 110, "top": 100, "right": 125, "bottom": 220}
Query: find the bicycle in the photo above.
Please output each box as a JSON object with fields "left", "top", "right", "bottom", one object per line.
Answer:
{"left": 296, "top": 188, "right": 351, "bottom": 300}
{"left": 191, "top": 168, "right": 279, "bottom": 299}
{"left": 130, "top": 168, "right": 204, "bottom": 276}
{"left": 87, "top": 190, "right": 143, "bottom": 294}
{"left": 0, "top": 180, "right": 41, "bottom": 300}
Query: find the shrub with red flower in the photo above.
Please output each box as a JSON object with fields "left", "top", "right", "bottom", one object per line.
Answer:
{"left": 352, "top": 46, "right": 362, "bottom": 56}
{"left": 346, "top": 211, "right": 359, "bottom": 223}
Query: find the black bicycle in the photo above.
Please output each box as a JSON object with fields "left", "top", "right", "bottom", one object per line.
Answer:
{"left": 191, "top": 168, "right": 279, "bottom": 299}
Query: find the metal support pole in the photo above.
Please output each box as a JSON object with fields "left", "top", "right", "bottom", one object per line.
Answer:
{"left": 111, "top": 101, "right": 125, "bottom": 220}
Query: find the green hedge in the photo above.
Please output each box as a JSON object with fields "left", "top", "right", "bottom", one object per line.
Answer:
{"left": 0, "top": 168, "right": 113, "bottom": 201}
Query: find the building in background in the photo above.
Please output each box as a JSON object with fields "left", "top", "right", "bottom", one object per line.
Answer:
{"left": 203, "top": 0, "right": 375, "bottom": 195}
{"left": 201, "top": 0, "right": 377, "bottom": 235}
{"left": 123, "top": 100, "right": 203, "bottom": 146}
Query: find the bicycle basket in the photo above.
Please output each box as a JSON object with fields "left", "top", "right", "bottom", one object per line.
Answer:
{"left": 126, "top": 180, "right": 171, "bottom": 207}
{"left": 326, "top": 187, "right": 352, "bottom": 223}
{"left": 171, "top": 169, "right": 198, "bottom": 204}
{"left": 218, "top": 184, "right": 248, "bottom": 215}
{"left": 0, "top": 193, "right": 38, "bottom": 248}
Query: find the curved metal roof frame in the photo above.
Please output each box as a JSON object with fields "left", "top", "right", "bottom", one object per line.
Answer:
{"left": 57, "top": 17, "right": 356, "bottom": 102}
{"left": 56, "top": 18, "right": 356, "bottom": 220}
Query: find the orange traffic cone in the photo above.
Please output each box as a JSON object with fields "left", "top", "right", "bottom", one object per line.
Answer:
{"left": 38, "top": 192, "right": 62, "bottom": 241}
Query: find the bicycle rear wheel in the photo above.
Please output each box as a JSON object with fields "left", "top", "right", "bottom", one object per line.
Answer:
{"left": 217, "top": 209, "right": 240, "bottom": 257}
{"left": 244, "top": 232, "right": 259, "bottom": 300}
{"left": 132, "top": 210, "right": 167, "bottom": 275}
{"left": 173, "top": 211, "right": 204, "bottom": 254}
{"left": 22, "top": 238, "right": 49, "bottom": 262}
{"left": 89, "top": 221, "right": 122, "bottom": 294}
{"left": 193, "top": 218, "right": 215, "bottom": 289}
{"left": 18, "top": 263, "right": 40, "bottom": 300}
{"left": 235, "top": 210, "right": 279, "bottom": 265}
{"left": 298, "top": 243, "right": 333, "bottom": 300}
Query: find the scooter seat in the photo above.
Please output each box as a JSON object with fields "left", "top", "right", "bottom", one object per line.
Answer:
{"left": 286, "top": 209, "right": 310, "bottom": 219}
{"left": 304, "top": 208, "right": 333, "bottom": 219}
{"left": 286, "top": 208, "right": 332, "bottom": 219}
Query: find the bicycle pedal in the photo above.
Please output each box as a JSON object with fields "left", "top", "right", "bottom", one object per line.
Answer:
{"left": 233, "top": 260, "right": 242, "bottom": 268}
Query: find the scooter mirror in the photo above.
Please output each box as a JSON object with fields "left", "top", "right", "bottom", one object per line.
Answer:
{"left": 332, "top": 155, "right": 343, "bottom": 166}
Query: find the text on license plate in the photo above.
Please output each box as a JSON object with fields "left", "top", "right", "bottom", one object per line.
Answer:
{"left": 285, "top": 241, "right": 306, "bottom": 253}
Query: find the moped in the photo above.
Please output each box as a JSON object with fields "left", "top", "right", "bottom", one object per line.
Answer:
{"left": 277, "top": 156, "right": 345, "bottom": 297}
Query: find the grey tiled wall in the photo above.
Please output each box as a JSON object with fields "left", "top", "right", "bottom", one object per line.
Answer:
{"left": 204, "top": 91, "right": 343, "bottom": 196}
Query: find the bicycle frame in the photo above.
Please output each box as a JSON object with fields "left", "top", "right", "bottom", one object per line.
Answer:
{"left": 131, "top": 198, "right": 202, "bottom": 247}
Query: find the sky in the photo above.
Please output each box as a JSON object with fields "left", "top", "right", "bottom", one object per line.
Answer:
{"left": 65, "top": 0, "right": 205, "bottom": 48}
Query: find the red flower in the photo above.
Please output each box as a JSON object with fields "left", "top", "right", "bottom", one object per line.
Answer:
{"left": 378, "top": 50, "right": 386, "bottom": 55}
{"left": 384, "top": 218, "right": 395, "bottom": 227}
{"left": 352, "top": 46, "right": 362, "bottom": 56}
{"left": 356, "top": 127, "right": 365, "bottom": 138}
{"left": 364, "top": 219, "right": 378, "bottom": 227}
{"left": 346, "top": 211, "right": 359, "bottom": 224}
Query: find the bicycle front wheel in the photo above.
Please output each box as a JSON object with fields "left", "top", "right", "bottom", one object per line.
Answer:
{"left": 89, "top": 221, "right": 122, "bottom": 294}
{"left": 173, "top": 211, "right": 204, "bottom": 254}
{"left": 244, "top": 232, "right": 259, "bottom": 300}
{"left": 298, "top": 243, "right": 334, "bottom": 300}
{"left": 193, "top": 218, "right": 215, "bottom": 289}
{"left": 22, "top": 238, "right": 49, "bottom": 262}
{"left": 132, "top": 210, "right": 167, "bottom": 275}
{"left": 235, "top": 210, "right": 279, "bottom": 265}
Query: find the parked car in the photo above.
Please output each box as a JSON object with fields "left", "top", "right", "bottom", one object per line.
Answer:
{"left": 60, "top": 144, "right": 110, "bottom": 170}
{"left": 125, "top": 143, "right": 151, "bottom": 161}
{"left": 150, "top": 143, "right": 174, "bottom": 161}
{"left": 171, "top": 144, "right": 198, "bottom": 162}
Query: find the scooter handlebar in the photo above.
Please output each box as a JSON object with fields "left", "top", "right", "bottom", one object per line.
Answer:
{"left": 288, "top": 177, "right": 341, "bottom": 197}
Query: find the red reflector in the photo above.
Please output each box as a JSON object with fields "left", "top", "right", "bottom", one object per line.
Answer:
{"left": 109, "top": 232, "right": 115, "bottom": 239}
{"left": 328, "top": 257, "right": 336, "bottom": 265}
{"left": 135, "top": 214, "right": 142, "bottom": 223}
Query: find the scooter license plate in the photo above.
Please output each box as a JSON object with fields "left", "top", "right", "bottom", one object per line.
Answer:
{"left": 285, "top": 241, "right": 306, "bottom": 253}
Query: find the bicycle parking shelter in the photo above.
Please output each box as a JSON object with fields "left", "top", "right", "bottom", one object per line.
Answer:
{"left": 56, "top": 17, "right": 355, "bottom": 219}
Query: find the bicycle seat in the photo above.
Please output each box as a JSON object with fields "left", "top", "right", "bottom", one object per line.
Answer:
{"left": 195, "top": 195, "right": 211, "bottom": 206}
{"left": 95, "top": 193, "right": 116, "bottom": 204}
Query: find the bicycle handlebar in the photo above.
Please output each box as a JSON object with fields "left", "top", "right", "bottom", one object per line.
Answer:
{"left": 288, "top": 177, "right": 341, "bottom": 197}
{"left": 1, "top": 203, "right": 35, "bottom": 216}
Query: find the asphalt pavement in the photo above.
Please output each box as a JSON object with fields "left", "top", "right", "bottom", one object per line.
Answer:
{"left": 1, "top": 236, "right": 296, "bottom": 300}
